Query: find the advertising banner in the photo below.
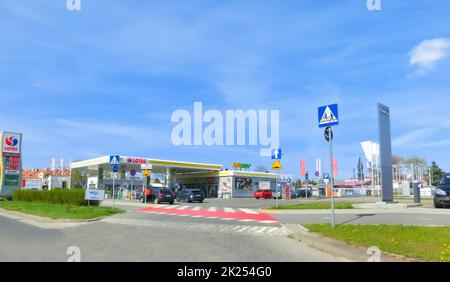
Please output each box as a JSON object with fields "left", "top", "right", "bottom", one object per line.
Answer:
{"left": 0, "top": 147, "right": 2, "bottom": 192}
{"left": 259, "top": 181, "right": 271, "bottom": 191}
{"left": 333, "top": 158, "right": 338, "bottom": 177}
{"left": 300, "top": 160, "right": 306, "bottom": 177}
{"left": 85, "top": 189, "right": 105, "bottom": 201}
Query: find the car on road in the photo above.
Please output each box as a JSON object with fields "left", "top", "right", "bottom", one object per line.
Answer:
{"left": 434, "top": 173, "right": 450, "bottom": 208}
{"left": 153, "top": 188, "right": 176, "bottom": 205}
{"left": 176, "top": 189, "right": 205, "bottom": 203}
{"left": 254, "top": 190, "right": 272, "bottom": 199}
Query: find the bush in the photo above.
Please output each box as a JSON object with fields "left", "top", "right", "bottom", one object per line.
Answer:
{"left": 13, "top": 189, "right": 85, "bottom": 206}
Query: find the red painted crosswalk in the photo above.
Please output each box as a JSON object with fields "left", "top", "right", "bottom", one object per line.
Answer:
{"left": 139, "top": 205, "right": 278, "bottom": 224}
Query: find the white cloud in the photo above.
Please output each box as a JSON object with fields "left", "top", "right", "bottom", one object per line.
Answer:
{"left": 409, "top": 38, "right": 450, "bottom": 70}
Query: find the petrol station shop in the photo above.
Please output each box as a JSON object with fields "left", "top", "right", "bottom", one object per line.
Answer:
{"left": 71, "top": 156, "right": 277, "bottom": 199}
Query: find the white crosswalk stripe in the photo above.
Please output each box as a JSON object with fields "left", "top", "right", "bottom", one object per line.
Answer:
{"left": 207, "top": 207, "right": 217, "bottom": 212}
{"left": 162, "top": 206, "right": 177, "bottom": 209}
{"left": 176, "top": 205, "right": 190, "bottom": 210}
{"left": 259, "top": 220, "right": 278, "bottom": 224}
{"left": 224, "top": 208, "right": 235, "bottom": 213}
{"left": 239, "top": 208, "right": 258, "bottom": 214}
{"left": 191, "top": 206, "right": 202, "bottom": 211}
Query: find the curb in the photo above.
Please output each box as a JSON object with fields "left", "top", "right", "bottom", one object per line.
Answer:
{"left": 0, "top": 207, "right": 115, "bottom": 229}
{"left": 282, "top": 224, "right": 421, "bottom": 262}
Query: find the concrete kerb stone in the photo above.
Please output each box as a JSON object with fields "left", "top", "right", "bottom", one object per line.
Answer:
{"left": 0, "top": 208, "right": 104, "bottom": 229}
{"left": 282, "top": 223, "right": 421, "bottom": 262}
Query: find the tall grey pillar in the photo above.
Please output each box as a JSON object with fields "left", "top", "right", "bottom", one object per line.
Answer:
{"left": 166, "top": 168, "right": 172, "bottom": 190}
{"left": 378, "top": 103, "right": 394, "bottom": 202}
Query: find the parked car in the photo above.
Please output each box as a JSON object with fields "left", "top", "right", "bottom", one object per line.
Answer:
{"left": 434, "top": 173, "right": 450, "bottom": 208}
{"left": 177, "top": 189, "right": 205, "bottom": 203}
{"left": 153, "top": 188, "right": 175, "bottom": 204}
{"left": 296, "top": 189, "right": 312, "bottom": 198}
{"left": 254, "top": 190, "right": 272, "bottom": 199}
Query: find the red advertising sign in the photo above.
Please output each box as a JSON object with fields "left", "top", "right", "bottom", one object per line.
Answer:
{"left": 283, "top": 184, "right": 291, "bottom": 200}
{"left": 333, "top": 158, "right": 338, "bottom": 176}
{"left": 300, "top": 160, "right": 306, "bottom": 177}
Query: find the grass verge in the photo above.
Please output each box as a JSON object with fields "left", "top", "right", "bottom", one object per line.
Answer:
{"left": 305, "top": 224, "right": 450, "bottom": 262}
{"left": 268, "top": 202, "right": 355, "bottom": 210}
{"left": 0, "top": 200, "right": 124, "bottom": 220}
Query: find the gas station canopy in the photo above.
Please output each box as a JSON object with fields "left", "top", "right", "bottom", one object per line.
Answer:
{"left": 71, "top": 156, "right": 223, "bottom": 175}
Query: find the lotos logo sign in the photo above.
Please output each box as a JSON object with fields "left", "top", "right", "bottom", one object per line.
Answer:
{"left": 2, "top": 133, "right": 21, "bottom": 154}
{"left": 126, "top": 158, "right": 147, "bottom": 164}
{"left": 5, "top": 136, "right": 18, "bottom": 147}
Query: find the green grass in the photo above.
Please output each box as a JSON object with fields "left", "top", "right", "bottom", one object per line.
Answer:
{"left": 268, "top": 202, "right": 355, "bottom": 210}
{"left": 305, "top": 224, "right": 450, "bottom": 262}
{"left": 0, "top": 201, "right": 124, "bottom": 220}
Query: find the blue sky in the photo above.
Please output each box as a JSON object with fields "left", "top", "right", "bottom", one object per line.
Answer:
{"left": 1, "top": 0, "right": 449, "bottom": 178}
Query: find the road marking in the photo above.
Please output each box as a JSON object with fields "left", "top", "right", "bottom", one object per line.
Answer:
{"left": 255, "top": 227, "right": 269, "bottom": 234}
{"left": 266, "top": 227, "right": 279, "bottom": 234}
{"left": 259, "top": 220, "right": 278, "bottom": 224}
{"left": 192, "top": 206, "right": 202, "bottom": 211}
{"left": 103, "top": 218, "right": 287, "bottom": 236}
{"left": 418, "top": 217, "right": 433, "bottom": 221}
{"left": 240, "top": 208, "right": 258, "bottom": 214}
{"left": 139, "top": 206, "right": 279, "bottom": 224}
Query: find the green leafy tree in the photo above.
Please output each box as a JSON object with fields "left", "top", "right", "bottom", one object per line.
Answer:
{"left": 430, "top": 161, "right": 444, "bottom": 186}
{"left": 70, "top": 169, "right": 87, "bottom": 189}
{"left": 293, "top": 179, "right": 303, "bottom": 188}
{"left": 404, "top": 156, "right": 427, "bottom": 167}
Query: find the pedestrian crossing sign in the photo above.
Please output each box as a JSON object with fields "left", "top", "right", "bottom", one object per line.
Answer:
{"left": 318, "top": 104, "right": 339, "bottom": 128}
{"left": 109, "top": 155, "right": 120, "bottom": 166}
{"left": 272, "top": 159, "right": 282, "bottom": 170}
{"left": 143, "top": 169, "right": 151, "bottom": 177}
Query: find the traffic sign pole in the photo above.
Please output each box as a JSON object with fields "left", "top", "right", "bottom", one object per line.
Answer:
{"left": 275, "top": 170, "right": 281, "bottom": 209}
{"left": 329, "top": 138, "right": 336, "bottom": 228}
{"left": 112, "top": 172, "right": 116, "bottom": 209}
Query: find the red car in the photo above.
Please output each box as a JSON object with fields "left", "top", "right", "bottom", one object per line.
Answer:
{"left": 254, "top": 190, "right": 272, "bottom": 199}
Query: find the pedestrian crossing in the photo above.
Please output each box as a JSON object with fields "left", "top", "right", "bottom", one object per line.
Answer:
{"left": 102, "top": 217, "right": 287, "bottom": 236}
{"left": 139, "top": 205, "right": 278, "bottom": 224}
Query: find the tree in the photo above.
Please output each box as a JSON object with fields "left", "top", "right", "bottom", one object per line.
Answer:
{"left": 70, "top": 169, "right": 87, "bottom": 189}
{"left": 430, "top": 161, "right": 444, "bottom": 186}
{"left": 403, "top": 156, "right": 427, "bottom": 167}
{"left": 392, "top": 155, "right": 404, "bottom": 165}
{"left": 293, "top": 179, "right": 303, "bottom": 188}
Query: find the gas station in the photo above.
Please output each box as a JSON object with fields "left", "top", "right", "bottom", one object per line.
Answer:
{"left": 70, "top": 156, "right": 277, "bottom": 199}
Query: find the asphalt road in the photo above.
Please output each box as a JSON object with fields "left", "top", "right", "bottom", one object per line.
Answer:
{"left": 0, "top": 214, "right": 344, "bottom": 262}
